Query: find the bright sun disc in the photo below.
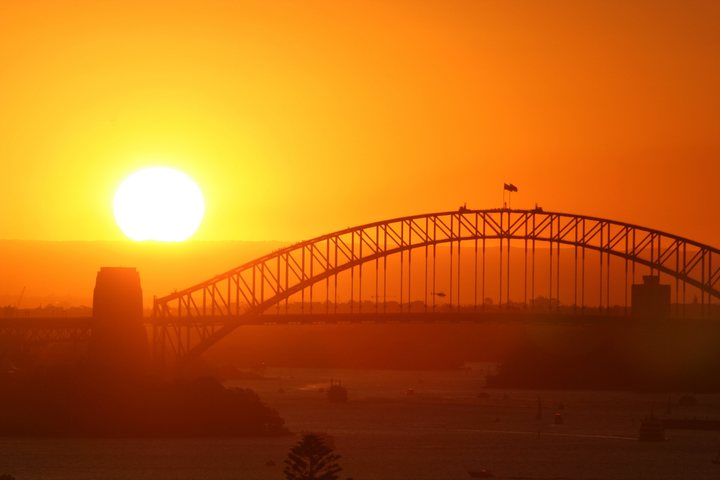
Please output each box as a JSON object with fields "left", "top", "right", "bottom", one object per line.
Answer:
{"left": 113, "top": 167, "right": 205, "bottom": 241}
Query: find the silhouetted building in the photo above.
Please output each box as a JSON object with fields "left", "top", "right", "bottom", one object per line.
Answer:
{"left": 89, "top": 267, "right": 149, "bottom": 377}
{"left": 632, "top": 275, "right": 670, "bottom": 319}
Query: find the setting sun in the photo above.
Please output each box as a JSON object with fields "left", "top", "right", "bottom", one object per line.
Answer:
{"left": 113, "top": 167, "right": 205, "bottom": 242}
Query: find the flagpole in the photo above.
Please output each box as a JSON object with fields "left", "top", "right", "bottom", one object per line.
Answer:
{"left": 503, "top": 183, "right": 518, "bottom": 210}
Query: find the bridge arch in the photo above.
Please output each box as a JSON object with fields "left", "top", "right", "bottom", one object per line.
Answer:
{"left": 153, "top": 209, "right": 720, "bottom": 364}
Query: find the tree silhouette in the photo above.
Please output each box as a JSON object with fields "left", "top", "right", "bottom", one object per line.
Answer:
{"left": 283, "top": 433, "right": 342, "bottom": 480}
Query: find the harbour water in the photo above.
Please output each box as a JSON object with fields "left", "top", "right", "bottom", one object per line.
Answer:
{"left": 1, "top": 366, "right": 720, "bottom": 479}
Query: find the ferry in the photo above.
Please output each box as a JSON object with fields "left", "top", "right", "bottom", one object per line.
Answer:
{"left": 638, "top": 414, "right": 666, "bottom": 441}
{"left": 467, "top": 469, "right": 494, "bottom": 478}
{"left": 327, "top": 380, "right": 348, "bottom": 403}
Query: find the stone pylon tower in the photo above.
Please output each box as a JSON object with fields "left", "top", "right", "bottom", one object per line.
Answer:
{"left": 90, "top": 267, "right": 150, "bottom": 377}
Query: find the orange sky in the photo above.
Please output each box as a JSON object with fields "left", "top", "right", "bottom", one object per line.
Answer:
{"left": 1, "top": 0, "right": 719, "bottom": 245}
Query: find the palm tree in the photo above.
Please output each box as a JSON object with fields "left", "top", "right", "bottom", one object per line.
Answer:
{"left": 283, "top": 433, "right": 342, "bottom": 480}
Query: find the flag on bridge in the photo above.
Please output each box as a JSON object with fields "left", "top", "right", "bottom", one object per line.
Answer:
{"left": 504, "top": 183, "right": 518, "bottom": 192}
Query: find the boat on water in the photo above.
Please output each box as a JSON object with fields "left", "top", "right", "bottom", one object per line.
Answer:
{"left": 467, "top": 469, "right": 494, "bottom": 478}
{"left": 638, "top": 414, "right": 665, "bottom": 441}
{"left": 327, "top": 380, "right": 348, "bottom": 403}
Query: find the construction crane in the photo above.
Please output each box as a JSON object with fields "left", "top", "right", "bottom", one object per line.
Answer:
{"left": 16, "top": 286, "right": 26, "bottom": 308}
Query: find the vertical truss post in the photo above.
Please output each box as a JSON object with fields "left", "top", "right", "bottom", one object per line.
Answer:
{"left": 474, "top": 213, "right": 479, "bottom": 310}
{"left": 631, "top": 227, "right": 636, "bottom": 291}
{"left": 301, "top": 246, "right": 306, "bottom": 314}
{"left": 631, "top": 230, "right": 639, "bottom": 316}
{"left": 277, "top": 257, "right": 282, "bottom": 315}
{"left": 350, "top": 231, "right": 354, "bottom": 313}
{"left": 359, "top": 230, "right": 363, "bottom": 313}
{"left": 599, "top": 223, "right": 603, "bottom": 312}
{"left": 674, "top": 241, "right": 679, "bottom": 318}
{"left": 426, "top": 217, "right": 430, "bottom": 313}
{"left": 650, "top": 233, "right": 655, "bottom": 276}
{"left": 408, "top": 222, "right": 413, "bottom": 312}
{"left": 507, "top": 210, "right": 511, "bottom": 307}
{"left": 708, "top": 253, "right": 712, "bottom": 319}
{"left": 682, "top": 242, "right": 686, "bottom": 318}
{"left": 531, "top": 213, "right": 536, "bottom": 310}
{"left": 556, "top": 217, "right": 560, "bottom": 312}
{"left": 606, "top": 224, "right": 610, "bottom": 311}
{"left": 457, "top": 214, "right": 462, "bottom": 310}
{"left": 702, "top": 251, "right": 706, "bottom": 319}
{"left": 202, "top": 287, "right": 207, "bottom": 317}
{"left": 624, "top": 228, "right": 629, "bottom": 316}
{"left": 581, "top": 218, "right": 586, "bottom": 313}
{"left": 482, "top": 213, "right": 486, "bottom": 311}
{"left": 433, "top": 218, "right": 437, "bottom": 312}
{"left": 286, "top": 253, "right": 290, "bottom": 314}
{"left": 309, "top": 245, "right": 314, "bottom": 314}
{"left": 239, "top": 274, "right": 245, "bottom": 315}
{"left": 227, "top": 275, "right": 232, "bottom": 316}
{"left": 376, "top": 226, "right": 380, "bottom": 314}
{"left": 524, "top": 213, "right": 528, "bottom": 309}
{"left": 400, "top": 221, "right": 404, "bottom": 312}
{"left": 549, "top": 215, "right": 553, "bottom": 307}
{"left": 499, "top": 210, "right": 504, "bottom": 309}
{"left": 574, "top": 219, "right": 579, "bottom": 313}
{"left": 260, "top": 263, "right": 266, "bottom": 308}
{"left": 384, "top": 225, "right": 388, "bottom": 314}
{"left": 334, "top": 240, "right": 339, "bottom": 314}
{"left": 449, "top": 214, "right": 454, "bottom": 310}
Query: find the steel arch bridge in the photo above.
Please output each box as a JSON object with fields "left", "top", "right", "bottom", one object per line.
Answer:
{"left": 152, "top": 208, "right": 720, "bottom": 365}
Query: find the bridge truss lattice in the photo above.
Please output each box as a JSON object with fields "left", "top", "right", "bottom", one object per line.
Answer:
{"left": 153, "top": 209, "right": 720, "bottom": 365}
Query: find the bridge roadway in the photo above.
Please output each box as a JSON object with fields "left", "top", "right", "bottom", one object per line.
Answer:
{"left": 150, "top": 310, "right": 636, "bottom": 326}
{"left": 2, "top": 310, "right": 704, "bottom": 348}
{"left": 0, "top": 316, "right": 93, "bottom": 346}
